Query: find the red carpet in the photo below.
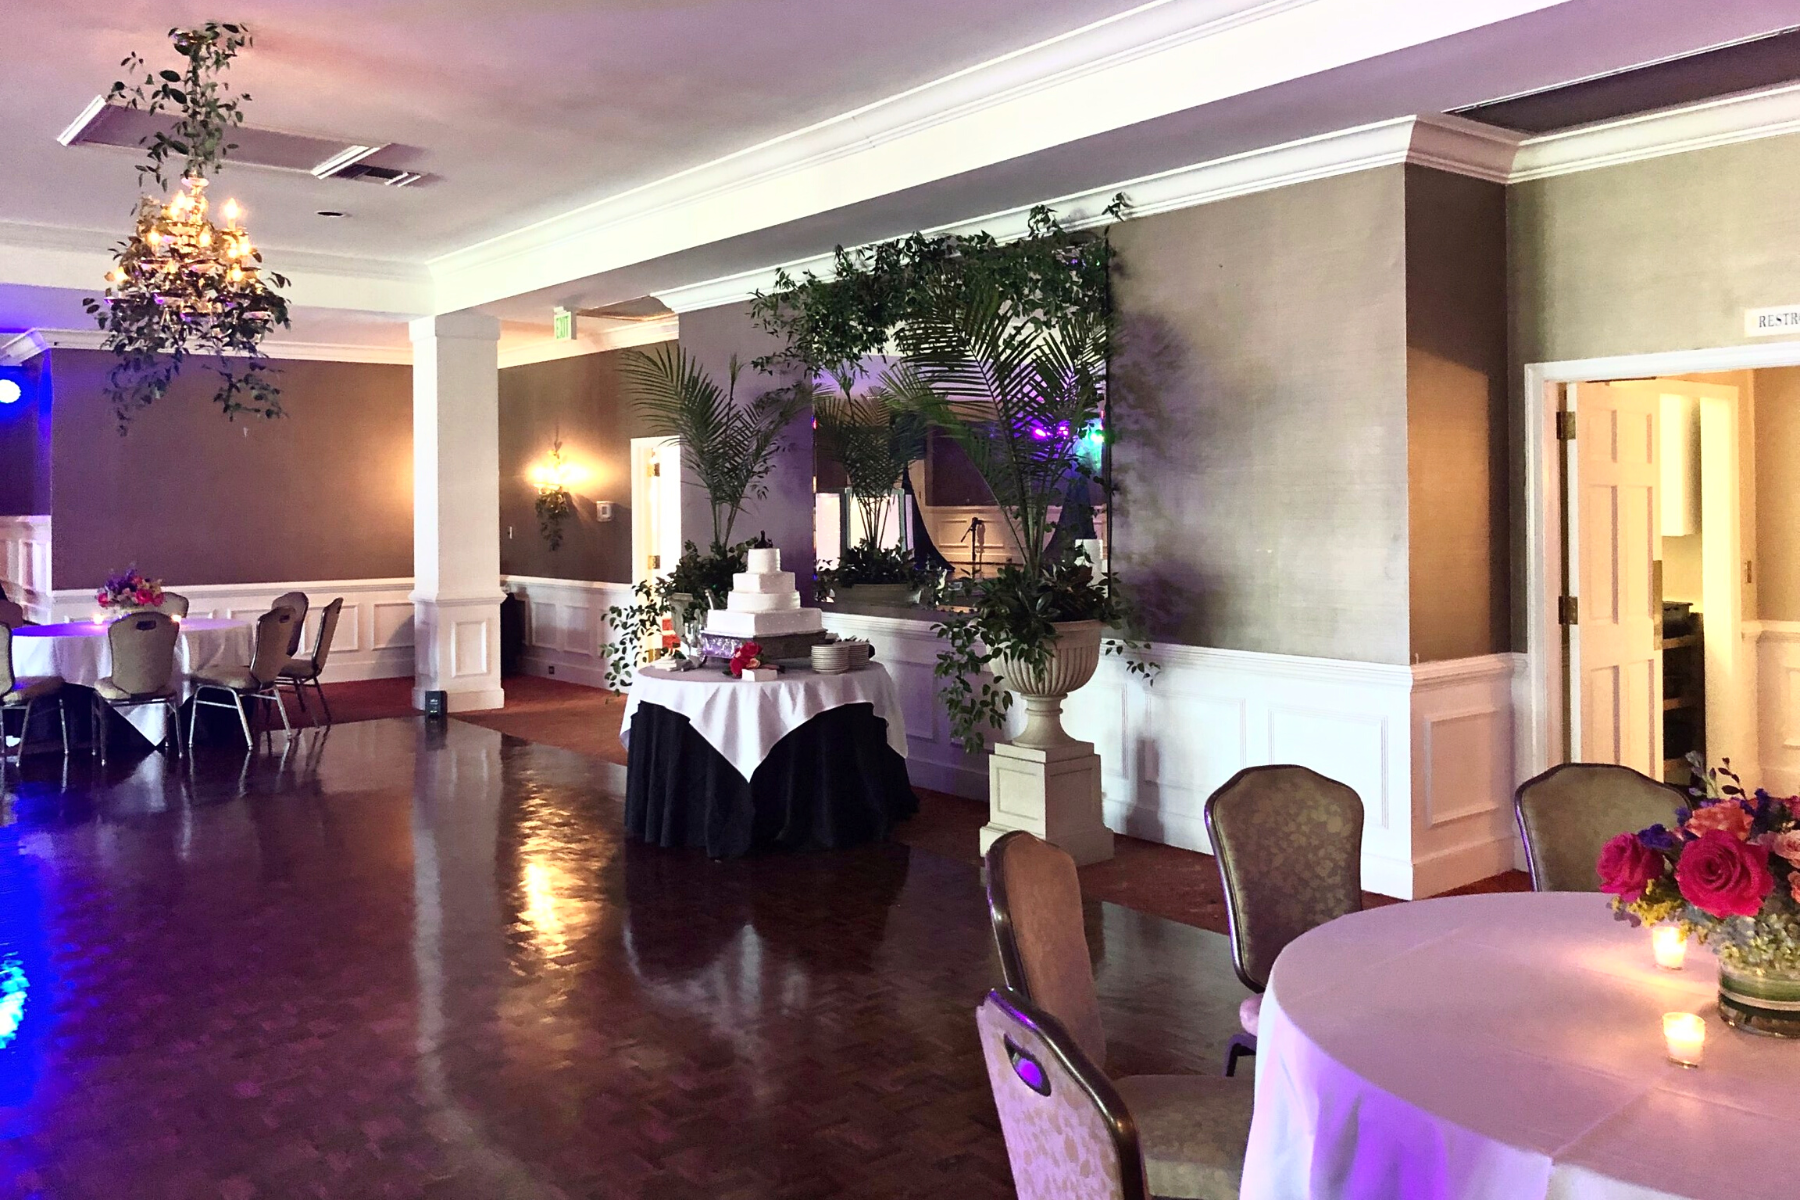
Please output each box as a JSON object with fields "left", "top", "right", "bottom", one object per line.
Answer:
{"left": 319, "top": 671, "right": 1530, "bottom": 934}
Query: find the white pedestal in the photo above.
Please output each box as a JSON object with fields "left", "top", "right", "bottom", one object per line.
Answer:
{"left": 980, "top": 737, "right": 1115, "bottom": 865}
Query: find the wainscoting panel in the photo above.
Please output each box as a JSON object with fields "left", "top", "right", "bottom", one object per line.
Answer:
{"left": 0, "top": 515, "right": 52, "bottom": 621}
{"left": 1409, "top": 655, "right": 1523, "bottom": 897}
{"left": 1756, "top": 621, "right": 1800, "bottom": 795}
{"left": 502, "top": 575, "right": 636, "bottom": 689}
{"left": 47, "top": 577, "right": 416, "bottom": 683}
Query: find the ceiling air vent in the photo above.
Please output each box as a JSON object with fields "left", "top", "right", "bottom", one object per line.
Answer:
{"left": 59, "top": 96, "right": 423, "bottom": 186}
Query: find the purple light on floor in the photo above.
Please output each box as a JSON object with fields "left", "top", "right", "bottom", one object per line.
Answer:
{"left": 0, "top": 956, "right": 24, "bottom": 1048}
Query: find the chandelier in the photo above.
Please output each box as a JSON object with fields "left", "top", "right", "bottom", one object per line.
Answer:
{"left": 84, "top": 22, "right": 291, "bottom": 429}
{"left": 105, "top": 176, "right": 276, "bottom": 319}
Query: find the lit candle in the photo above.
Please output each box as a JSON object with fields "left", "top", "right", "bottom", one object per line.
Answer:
{"left": 1651, "top": 924, "right": 1688, "bottom": 970}
{"left": 1663, "top": 1012, "right": 1705, "bottom": 1068}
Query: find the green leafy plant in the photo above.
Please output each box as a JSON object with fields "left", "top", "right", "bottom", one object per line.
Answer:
{"left": 82, "top": 22, "right": 290, "bottom": 429}
{"left": 815, "top": 542, "right": 942, "bottom": 603}
{"left": 602, "top": 540, "right": 758, "bottom": 689}
{"left": 619, "top": 343, "right": 810, "bottom": 552}
{"left": 535, "top": 489, "right": 575, "bottom": 550}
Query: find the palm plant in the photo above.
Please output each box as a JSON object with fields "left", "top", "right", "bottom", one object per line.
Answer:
{"left": 887, "top": 272, "right": 1106, "bottom": 581}
{"left": 814, "top": 368, "right": 928, "bottom": 552}
{"left": 619, "top": 342, "right": 810, "bottom": 553}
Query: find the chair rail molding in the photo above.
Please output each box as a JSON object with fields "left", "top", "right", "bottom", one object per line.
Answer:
{"left": 46, "top": 576, "right": 417, "bottom": 684}
{"left": 0, "top": 515, "right": 53, "bottom": 621}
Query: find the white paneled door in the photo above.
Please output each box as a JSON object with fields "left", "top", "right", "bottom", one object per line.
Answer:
{"left": 1569, "top": 381, "right": 1661, "bottom": 775}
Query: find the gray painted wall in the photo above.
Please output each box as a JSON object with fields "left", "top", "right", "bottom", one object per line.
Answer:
{"left": 1110, "top": 167, "right": 1412, "bottom": 664}
{"left": 48, "top": 349, "right": 413, "bottom": 589}
{"left": 498, "top": 347, "right": 656, "bottom": 583}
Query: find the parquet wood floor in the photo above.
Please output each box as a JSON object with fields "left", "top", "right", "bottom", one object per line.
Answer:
{"left": 0, "top": 720, "right": 1250, "bottom": 1199}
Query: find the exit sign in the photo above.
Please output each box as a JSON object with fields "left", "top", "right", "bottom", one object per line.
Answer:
{"left": 553, "top": 307, "right": 575, "bottom": 340}
{"left": 1744, "top": 305, "right": 1800, "bottom": 336}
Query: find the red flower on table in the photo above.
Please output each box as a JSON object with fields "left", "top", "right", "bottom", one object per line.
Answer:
{"left": 728, "top": 641, "right": 765, "bottom": 678}
{"left": 1675, "top": 830, "right": 1774, "bottom": 919}
{"left": 1596, "top": 832, "right": 1663, "bottom": 902}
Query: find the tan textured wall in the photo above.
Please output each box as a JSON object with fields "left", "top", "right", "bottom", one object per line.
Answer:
{"left": 49, "top": 349, "right": 414, "bottom": 589}
{"left": 1111, "top": 167, "right": 1411, "bottom": 663}
{"left": 1405, "top": 166, "right": 1510, "bottom": 663}
{"left": 498, "top": 347, "right": 659, "bottom": 583}
{"left": 1510, "top": 132, "right": 1800, "bottom": 364}
{"left": 1756, "top": 367, "right": 1800, "bottom": 621}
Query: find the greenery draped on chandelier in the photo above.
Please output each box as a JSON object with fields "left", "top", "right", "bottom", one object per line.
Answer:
{"left": 82, "top": 22, "right": 291, "bottom": 430}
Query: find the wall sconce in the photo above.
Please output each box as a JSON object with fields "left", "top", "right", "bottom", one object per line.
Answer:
{"left": 534, "top": 437, "right": 577, "bottom": 551}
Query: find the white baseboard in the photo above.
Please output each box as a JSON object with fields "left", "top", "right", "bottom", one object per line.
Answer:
{"left": 502, "top": 575, "right": 636, "bottom": 688}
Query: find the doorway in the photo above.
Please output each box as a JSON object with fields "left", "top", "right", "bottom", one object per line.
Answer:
{"left": 629, "top": 437, "right": 683, "bottom": 585}
{"left": 1564, "top": 378, "right": 1744, "bottom": 783}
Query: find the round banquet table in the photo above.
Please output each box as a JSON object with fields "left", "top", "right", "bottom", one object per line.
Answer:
{"left": 1241, "top": 892, "right": 1800, "bottom": 1200}
{"left": 9, "top": 616, "right": 255, "bottom": 744}
{"left": 621, "top": 662, "right": 918, "bottom": 857}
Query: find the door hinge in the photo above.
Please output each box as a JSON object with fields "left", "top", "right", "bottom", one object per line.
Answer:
{"left": 650, "top": 462, "right": 661, "bottom": 477}
{"left": 1556, "top": 411, "right": 1578, "bottom": 441}
{"left": 648, "top": 554, "right": 661, "bottom": 570}
{"left": 1559, "top": 595, "right": 1579, "bottom": 626}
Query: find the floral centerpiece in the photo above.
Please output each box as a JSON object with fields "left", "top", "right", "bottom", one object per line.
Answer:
{"left": 96, "top": 566, "right": 165, "bottom": 612}
{"left": 1599, "top": 758, "right": 1800, "bottom": 1037}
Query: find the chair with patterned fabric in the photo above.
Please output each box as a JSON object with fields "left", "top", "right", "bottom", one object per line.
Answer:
{"left": 1204, "top": 765, "right": 1365, "bottom": 1077}
{"left": 92, "top": 612, "right": 183, "bottom": 762}
{"left": 977, "top": 988, "right": 1152, "bottom": 1200}
{"left": 189, "top": 606, "right": 295, "bottom": 747}
{"left": 985, "top": 832, "right": 1253, "bottom": 1198}
{"left": 1, "top": 622, "right": 68, "bottom": 764}
{"left": 271, "top": 590, "right": 309, "bottom": 657}
{"left": 1515, "top": 762, "right": 1685, "bottom": 893}
{"left": 277, "top": 597, "right": 342, "bottom": 725}
{"left": 155, "top": 591, "right": 191, "bottom": 618}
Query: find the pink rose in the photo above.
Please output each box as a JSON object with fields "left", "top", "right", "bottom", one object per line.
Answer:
{"left": 1767, "top": 830, "right": 1800, "bottom": 869}
{"left": 1684, "top": 801, "right": 1754, "bottom": 841}
{"left": 1675, "top": 830, "right": 1774, "bottom": 919}
{"left": 1596, "top": 832, "right": 1662, "bottom": 902}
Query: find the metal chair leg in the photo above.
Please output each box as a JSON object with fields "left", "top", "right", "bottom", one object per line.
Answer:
{"left": 1224, "top": 1033, "right": 1257, "bottom": 1077}
{"left": 232, "top": 692, "right": 252, "bottom": 748}
{"left": 270, "top": 686, "right": 291, "bottom": 734}
{"left": 292, "top": 680, "right": 310, "bottom": 721}
{"left": 58, "top": 695, "right": 68, "bottom": 755}
{"left": 314, "top": 679, "right": 333, "bottom": 726}
{"left": 189, "top": 687, "right": 203, "bottom": 750}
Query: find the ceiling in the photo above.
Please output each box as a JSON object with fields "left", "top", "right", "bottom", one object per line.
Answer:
{"left": 3, "top": 0, "right": 1175, "bottom": 259}
{"left": 5, "top": 0, "right": 1800, "bottom": 350}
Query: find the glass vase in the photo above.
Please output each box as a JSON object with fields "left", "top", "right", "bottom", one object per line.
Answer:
{"left": 1717, "top": 957, "right": 1800, "bottom": 1038}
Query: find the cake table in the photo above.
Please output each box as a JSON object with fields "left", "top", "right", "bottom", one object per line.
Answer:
{"left": 621, "top": 662, "right": 918, "bottom": 857}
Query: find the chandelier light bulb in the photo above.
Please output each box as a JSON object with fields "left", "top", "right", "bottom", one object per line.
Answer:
{"left": 221, "top": 198, "right": 241, "bottom": 224}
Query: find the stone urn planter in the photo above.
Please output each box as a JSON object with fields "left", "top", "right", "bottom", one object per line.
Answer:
{"left": 991, "top": 620, "right": 1103, "bottom": 749}
{"left": 983, "top": 619, "right": 1112, "bottom": 864}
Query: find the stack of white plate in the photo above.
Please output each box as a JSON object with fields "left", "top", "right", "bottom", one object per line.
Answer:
{"left": 811, "top": 643, "right": 852, "bottom": 674}
{"left": 843, "top": 640, "right": 874, "bottom": 667}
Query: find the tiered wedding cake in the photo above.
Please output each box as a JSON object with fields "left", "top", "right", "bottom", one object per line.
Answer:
{"left": 704, "top": 548, "right": 825, "bottom": 639}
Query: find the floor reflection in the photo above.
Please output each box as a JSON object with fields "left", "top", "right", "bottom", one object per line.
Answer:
{"left": 0, "top": 717, "right": 1245, "bottom": 1198}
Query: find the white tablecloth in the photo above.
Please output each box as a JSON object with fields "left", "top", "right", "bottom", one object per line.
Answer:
{"left": 1242, "top": 892, "right": 1800, "bottom": 1200}
{"left": 10, "top": 617, "right": 255, "bottom": 742}
{"left": 621, "top": 662, "right": 908, "bottom": 779}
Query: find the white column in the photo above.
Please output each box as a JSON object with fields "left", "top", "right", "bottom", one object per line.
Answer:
{"left": 410, "top": 312, "right": 505, "bottom": 712}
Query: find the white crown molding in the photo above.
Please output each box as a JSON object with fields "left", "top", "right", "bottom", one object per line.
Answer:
{"left": 657, "top": 114, "right": 1522, "bottom": 313}
{"left": 498, "top": 314, "right": 678, "bottom": 368}
{"left": 0, "top": 220, "right": 432, "bottom": 315}
{"left": 1510, "top": 81, "right": 1800, "bottom": 183}
{"left": 13, "top": 327, "right": 412, "bottom": 365}
{"left": 427, "top": 0, "right": 1562, "bottom": 312}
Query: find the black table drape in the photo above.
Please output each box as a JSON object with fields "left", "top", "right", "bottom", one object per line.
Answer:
{"left": 624, "top": 701, "right": 919, "bottom": 857}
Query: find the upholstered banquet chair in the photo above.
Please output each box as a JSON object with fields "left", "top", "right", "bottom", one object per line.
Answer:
{"left": 272, "top": 590, "right": 310, "bottom": 657}
{"left": 985, "top": 832, "right": 1252, "bottom": 1199}
{"left": 1514, "top": 763, "right": 1685, "bottom": 892}
{"left": 189, "top": 606, "right": 295, "bottom": 747}
{"left": 977, "top": 988, "right": 1154, "bottom": 1200}
{"left": 93, "top": 612, "right": 183, "bottom": 762}
{"left": 0, "top": 598, "right": 29, "bottom": 627}
{"left": 1, "top": 622, "right": 68, "bottom": 762}
{"left": 277, "top": 597, "right": 342, "bottom": 725}
{"left": 1204, "top": 765, "right": 1364, "bottom": 1077}
{"left": 156, "top": 591, "right": 191, "bottom": 618}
